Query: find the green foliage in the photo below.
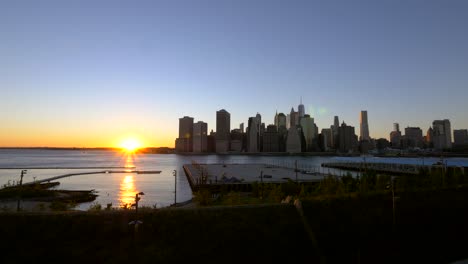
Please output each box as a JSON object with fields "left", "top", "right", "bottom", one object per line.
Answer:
{"left": 267, "top": 185, "right": 284, "bottom": 202}
{"left": 222, "top": 191, "right": 242, "bottom": 205}
{"left": 193, "top": 189, "right": 213, "bottom": 206}
{"left": 280, "top": 180, "right": 301, "bottom": 196}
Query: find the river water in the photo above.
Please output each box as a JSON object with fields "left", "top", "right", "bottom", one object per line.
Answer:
{"left": 1, "top": 149, "right": 467, "bottom": 210}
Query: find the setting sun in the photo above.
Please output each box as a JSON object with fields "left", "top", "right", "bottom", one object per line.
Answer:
{"left": 119, "top": 138, "right": 142, "bottom": 152}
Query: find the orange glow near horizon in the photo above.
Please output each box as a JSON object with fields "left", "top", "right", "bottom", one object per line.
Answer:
{"left": 118, "top": 137, "right": 143, "bottom": 152}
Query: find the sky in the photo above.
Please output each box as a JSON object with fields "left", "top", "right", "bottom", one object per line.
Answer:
{"left": 1, "top": 0, "right": 468, "bottom": 148}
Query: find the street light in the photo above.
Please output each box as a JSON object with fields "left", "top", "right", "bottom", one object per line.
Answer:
{"left": 17, "top": 170, "right": 27, "bottom": 212}
{"left": 173, "top": 170, "right": 177, "bottom": 206}
{"left": 134, "top": 191, "right": 144, "bottom": 215}
{"left": 386, "top": 176, "right": 399, "bottom": 231}
{"left": 129, "top": 191, "right": 145, "bottom": 237}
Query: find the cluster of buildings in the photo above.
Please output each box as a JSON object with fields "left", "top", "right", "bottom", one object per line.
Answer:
{"left": 389, "top": 121, "right": 468, "bottom": 151}
{"left": 175, "top": 102, "right": 468, "bottom": 154}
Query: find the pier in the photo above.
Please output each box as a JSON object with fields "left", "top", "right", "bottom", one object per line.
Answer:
{"left": 0, "top": 166, "right": 136, "bottom": 170}
{"left": 22, "top": 170, "right": 161, "bottom": 186}
{"left": 321, "top": 161, "right": 467, "bottom": 176}
{"left": 183, "top": 162, "right": 327, "bottom": 192}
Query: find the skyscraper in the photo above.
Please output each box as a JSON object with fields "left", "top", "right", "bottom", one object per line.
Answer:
{"left": 193, "top": 121, "right": 208, "bottom": 152}
{"left": 338, "top": 122, "right": 357, "bottom": 153}
{"left": 300, "top": 115, "right": 317, "bottom": 152}
{"left": 298, "top": 97, "right": 305, "bottom": 118}
{"left": 216, "top": 109, "right": 231, "bottom": 152}
{"left": 263, "top": 125, "right": 279, "bottom": 152}
{"left": 359, "top": 110, "right": 370, "bottom": 141}
{"left": 432, "top": 119, "right": 452, "bottom": 149}
{"left": 289, "top": 108, "right": 299, "bottom": 128}
{"left": 286, "top": 125, "right": 302, "bottom": 153}
{"left": 331, "top": 116, "right": 340, "bottom": 149}
{"left": 404, "top": 127, "right": 423, "bottom": 148}
{"left": 321, "top": 128, "right": 333, "bottom": 151}
{"left": 175, "top": 116, "right": 194, "bottom": 152}
{"left": 247, "top": 117, "right": 258, "bottom": 152}
{"left": 390, "top": 123, "right": 401, "bottom": 148}
{"left": 277, "top": 113, "right": 287, "bottom": 129}
{"left": 274, "top": 111, "right": 278, "bottom": 127}
{"left": 454, "top": 129, "right": 468, "bottom": 146}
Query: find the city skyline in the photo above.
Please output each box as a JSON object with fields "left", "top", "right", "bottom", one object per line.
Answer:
{"left": 2, "top": 0, "right": 468, "bottom": 148}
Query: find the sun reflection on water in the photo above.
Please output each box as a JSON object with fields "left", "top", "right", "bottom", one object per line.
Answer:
{"left": 119, "top": 153, "right": 138, "bottom": 207}
{"left": 120, "top": 175, "right": 137, "bottom": 207}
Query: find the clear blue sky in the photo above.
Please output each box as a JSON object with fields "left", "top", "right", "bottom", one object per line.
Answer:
{"left": 1, "top": 0, "right": 468, "bottom": 147}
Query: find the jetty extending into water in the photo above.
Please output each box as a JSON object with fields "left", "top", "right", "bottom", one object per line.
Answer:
{"left": 321, "top": 161, "right": 467, "bottom": 175}
{"left": 22, "top": 170, "right": 161, "bottom": 186}
{"left": 0, "top": 166, "right": 136, "bottom": 170}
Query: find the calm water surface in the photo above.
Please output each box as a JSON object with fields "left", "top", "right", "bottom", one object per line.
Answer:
{"left": 1, "top": 149, "right": 467, "bottom": 210}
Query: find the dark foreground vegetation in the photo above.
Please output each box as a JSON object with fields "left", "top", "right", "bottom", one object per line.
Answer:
{"left": 1, "top": 186, "right": 468, "bottom": 263}
{"left": 2, "top": 167, "right": 468, "bottom": 263}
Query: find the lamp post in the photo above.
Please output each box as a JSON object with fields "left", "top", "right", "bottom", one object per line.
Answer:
{"left": 17, "top": 170, "right": 27, "bottom": 212}
{"left": 390, "top": 176, "right": 399, "bottom": 231}
{"left": 295, "top": 160, "right": 298, "bottom": 183}
{"left": 260, "top": 170, "right": 263, "bottom": 200}
{"left": 134, "top": 191, "right": 144, "bottom": 215}
{"left": 173, "top": 170, "right": 177, "bottom": 206}
{"left": 129, "top": 191, "right": 145, "bottom": 238}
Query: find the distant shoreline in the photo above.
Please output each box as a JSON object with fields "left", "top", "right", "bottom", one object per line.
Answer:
{"left": 1, "top": 147, "right": 468, "bottom": 158}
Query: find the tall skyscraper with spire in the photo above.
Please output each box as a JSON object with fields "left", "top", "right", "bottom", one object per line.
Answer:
{"left": 359, "top": 110, "right": 370, "bottom": 141}
{"left": 298, "top": 97, "right": 305, "bottom": 118}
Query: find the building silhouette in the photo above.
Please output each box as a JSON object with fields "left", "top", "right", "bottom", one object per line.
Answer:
{"left": 247, "top": 117, "right": 258, "bottom": 152}
{"left": 454, "top": 129, "right": 468, "bottom": 146}
{"left": 263, "top": 125, "right": 279, "bottom": 152}
{"left": 298, "top": 98, "right": 305, "bottom": 118}
{"left": 320, "top": 128, "right": 333, "bottom": 152}
{"left": 432, "top": 119, "right": 452, "bottom": 150}
{"left": 331, "top": 116, "right": 340, "bottom": 149}
{"left": 230, "top": 129, "right": 243, "bottom": 152}
{"left": 403, "top": 127, "right": 423, "bottom": 148}
{"left": 338, "top": 122, "right": 357, "bottom": 153}
{"left": 359, "top": 110, "right": 370, "bottom": 141}
{"left": 193, "top": 121, "right": 208, "bottom": 152}
{"left": 286, "top": 126, "right": 302, "bottom": 153}
{"left": 277, "top": 113, "right": 287, "bottom": 152}
{"left": 215, "top": 109, "right": 230, "bottom": 152}
{"left": 289, "top": 108, "right": 299, "bottom": 128}
{"left": 300, "top": 114, "right": 318, "bottom": 152}
{"left": 390, "top": 123, "right": 402, "bottom": 148}
{"left": 175, "top": 116, "right": 194, "bottom": 152}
